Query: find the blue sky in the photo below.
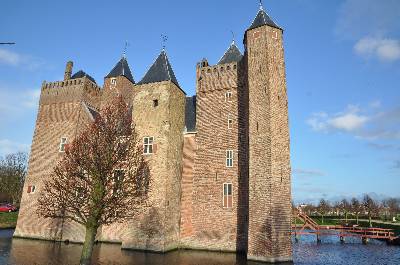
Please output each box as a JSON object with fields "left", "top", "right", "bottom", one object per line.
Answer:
{"left": 1, "top": 0, "right": 399, "bottom": 203}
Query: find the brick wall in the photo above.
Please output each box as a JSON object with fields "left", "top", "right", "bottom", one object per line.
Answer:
{"left": 245, "top": 24, "right": 292, "bottom": 262}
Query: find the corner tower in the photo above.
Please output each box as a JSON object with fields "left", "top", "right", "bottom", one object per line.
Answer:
{"left": 244, "top": 4, "right": 292, "bottom": 262}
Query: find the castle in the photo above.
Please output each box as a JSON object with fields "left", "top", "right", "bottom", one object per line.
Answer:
{"left": 14, "top": 4, "right": 292, "bottom": 263}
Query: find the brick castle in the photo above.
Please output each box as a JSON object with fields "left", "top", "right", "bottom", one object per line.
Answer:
{"left": 14, "top": 4, "right": 292, "bottom": 263}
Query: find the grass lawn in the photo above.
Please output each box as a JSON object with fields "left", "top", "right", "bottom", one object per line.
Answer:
{"left": 0, "top": 212, "right": 18, "bottom": 229}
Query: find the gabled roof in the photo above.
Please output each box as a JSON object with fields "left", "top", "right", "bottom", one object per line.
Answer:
{"left": 71, "top": 70, "right": 97, "bottom": 84}
{"left": 105, "top": 57, "right": 135, "bottom": 83}
{"left": 185, "top": 96, "right": 196, "bottom": 133}
{"left": 138, "top": 50, "right": 180, "bottom": 88}
{"left": 248, "top": 6, "right": 281, "bottom": 31}
{"left": 218, "top": 42, "right": 243, "bottom": 65}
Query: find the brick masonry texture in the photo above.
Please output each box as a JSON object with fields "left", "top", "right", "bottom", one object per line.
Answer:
{"left": 15, "top": 13, "right": 292, "bottom": 263}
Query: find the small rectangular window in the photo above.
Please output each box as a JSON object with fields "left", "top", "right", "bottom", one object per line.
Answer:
{"left": 27, "top": 185, "right": 36, "bottom": 194}
{"left": 153, "top": 99, "right": 159, "bottom": 107}
{"left": 226, "top": 150, "right": 233, "bottom": 167}
{"left": 113, "top": 169, "right": 125, "bottom": 194}
{"left": 223, "top": 183, "right": 233, "bottom": 208}
{"left": 225, "top": 91, "right": 232, "bottom": 102}
{"left": 143, "top": 137, "right": 154, "bottom": 154}
{"left": 111, "top": 78, "right": 117, "bottom": 86}
{"left": 59, "top": 137, "right": 68, "bottom": 152}
{"left": 228, "top": 116, "right": 233, "bottom": 129}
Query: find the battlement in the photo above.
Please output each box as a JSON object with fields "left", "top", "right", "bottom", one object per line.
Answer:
{"left": 196, "top": 61, "right": 240, "bottom": 93}
{"left": 40, "top": 77, "right": 101, "bottom": 106}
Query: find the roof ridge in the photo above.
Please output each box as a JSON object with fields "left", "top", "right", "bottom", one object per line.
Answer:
{"left": 163, "top": 50, "right": 172, "bottom": 81}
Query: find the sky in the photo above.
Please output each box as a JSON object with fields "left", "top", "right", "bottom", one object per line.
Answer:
{"left": 0, "top": 0, "right": 399, "bottom": 204}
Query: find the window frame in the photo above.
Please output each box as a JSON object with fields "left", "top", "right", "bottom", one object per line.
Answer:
{"left": 143, "top": 136, "right": 154, "bottom": 154}
{"left": 59, "top": 137, "right": 68, "bottom": 152}
{"left": 226, "top": 150, "right": 233, "bottom": 167}
{"left": 27, "top": 185, "right": 36, "bottom": 194}
{"left": 225, "top": 91, "right": 232, "bottom": 102}
{"left": 223, "top": 183, "right": 233, "bottom": 208}
{"left": 110, "top": 77, "right": 117, "bottom": 86}
{"left": 228, "top": 115, "right": 233, "bottom": 129}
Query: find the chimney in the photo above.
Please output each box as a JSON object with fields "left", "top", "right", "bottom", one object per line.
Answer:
{"left": 64, "top": 61, "right": 73, "bottom": 81}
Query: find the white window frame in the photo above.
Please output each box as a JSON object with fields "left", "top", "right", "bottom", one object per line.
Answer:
{"left": 59, "top": 137, "right": 68, "bottom": 152}
{"left": 110, "top": 78, "right": 117, "bottom": 86}
{"left": 228, "top": 116, "right": 233, "bottom": 129}
{"left": 223, "top": 183, "right": 233, "bottom": 208}
{"left": 143, "top": 136, "right": 154, "bottom": 154}
{"left": 226, "top": 150, "right": 233, "bottom": 167}
{"left": 225, "top": 91, "right": 232, "bottom": 102}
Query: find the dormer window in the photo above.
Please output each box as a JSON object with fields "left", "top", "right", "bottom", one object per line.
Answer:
{"left": 111, "top": 78, "right": 117, "bottom": 87}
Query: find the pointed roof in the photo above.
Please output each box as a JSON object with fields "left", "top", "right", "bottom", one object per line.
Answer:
{"left": 218, "top": 42, "right": 243, "bottom": 65}
{"left": 105, "top": 57, "right": 134, "bottom": 83}
{"left": 71, "top": 70, "right": 96, "bottom": 84}
{"left": 248, "top": 5, "right": 281, "bottom": 31}
{"left": 138, "top": 50, "right": 180, "bottom": 88}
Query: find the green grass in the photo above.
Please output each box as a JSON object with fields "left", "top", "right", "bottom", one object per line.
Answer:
{"left": 0, "top": 212, "right": 18, "bottom": 229}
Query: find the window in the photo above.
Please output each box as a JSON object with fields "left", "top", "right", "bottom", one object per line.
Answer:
{"left": 228, "top": 116, "right": 233, "bottom": 129}
{"left": 226, "top": 150, "right": 233, "bottom": 167}
{"left": 225, "top": 91, "right": 232, "bottom": 102}
{"left": 59, "top": 137, "right": 68, "bottom": 152}
{"left": 111, "top": 78, "right": 117, "bottom": 86}
{"left": 27, "top": 185, "right": 36, "bottom": 194}
{"left": 153, "top": 99, "right": 159, "bottom": 107}
{"left": 113, "top": 169, "right": 125, "bottom": 194}
{"left": 143, "top": 137, "right": 154, "bottom": 154}
{"left": 223, "top": 183, "right": 233, "bottom": 208}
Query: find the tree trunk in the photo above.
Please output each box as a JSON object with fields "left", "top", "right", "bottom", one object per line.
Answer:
{"left": 368, "top": 214, "right": 372, "bottom": 228}
{"left": 80, "top": 223, "right": 98, "bottom": 265}
{"left": 356, "top": 213, "right": 359, "bottom": 225}
{"left": 321, "top": 214, "right": 324, "bottom": 224}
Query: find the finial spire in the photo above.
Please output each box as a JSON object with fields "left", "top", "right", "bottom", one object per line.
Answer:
{"left": 122, "top": 41, "right": 129, "bottom": 59}
{"left": 231, "top": 31, "right": 235, "bottom": 45}
{"left": 161, "top": 34, "right": 168, "bottom": 51}
{"left": 259, "top": 0, "right": 264, "bottom": 10}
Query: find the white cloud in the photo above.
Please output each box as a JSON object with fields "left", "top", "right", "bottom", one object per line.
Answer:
{"left": 0, "top": 86, "right": 40, "bottom": 122}
{"left": 0, "top": 48, "right": 44, "bottom": 70}
{"left": 354, "top": 37, "right": 400, "bottom": 62}
{"left": 0, "top": 139, "right": 29, "bottom": 157}
{"left": 307, "top": 103, "right": 400, "bottom": 140}
{"left": 293, "top": 168, "right": 325, "bottom": 178}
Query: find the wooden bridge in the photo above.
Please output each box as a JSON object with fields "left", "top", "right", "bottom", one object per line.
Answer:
{"left": 292, "top": 209, "right": 399, "bottom": 244}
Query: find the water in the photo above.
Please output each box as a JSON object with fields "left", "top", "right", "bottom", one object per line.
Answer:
{"left": 0, "top": 229, "right": 399, "bottom": 265}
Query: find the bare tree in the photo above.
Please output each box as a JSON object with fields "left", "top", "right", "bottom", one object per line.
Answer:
{"left": 351, "top": 197, "right": 362, "bottom": 225}
{"left": 340, "top": 199, "right": 351, "bottom": 222}
{"left": 384, "top": 198, "right": 400, "bottom": 221}
{"left": 317, "top": 199, "right": 330, "bottom": 224}
{"left": 363, "top": 194, "right": 378, "bottom": 227}
{"left": 0, "top": 152, "right": 28, "bottom": 205}
{"left": 36, "top": 97, "right": 150, "bottom": 265}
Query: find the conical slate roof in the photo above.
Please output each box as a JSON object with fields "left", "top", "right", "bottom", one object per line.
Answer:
{"left": 218, "top": 42, "right": 243, "bottom": 65}
{"left": 138, "top": 50, "right": 180, "bottom": 88}
{"left": 71, "top": 70, "right": 96, "bottom": 84}
{"left": 105, "top": 57, "right": 134, "bottom": 83}
{"left": 248, "top": 6, "right": 281, "bottom": 31}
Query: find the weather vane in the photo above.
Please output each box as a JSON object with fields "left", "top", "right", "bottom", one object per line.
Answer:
{"left": 231, "top": 31, "right": 235, "bottom": 45}
{"left": 259, "top": 0, "right": 264, "bottom": 10}
{"left": 123, "top": 41, "right": 129, "bottom": 58}
{"left": 161, "top": 34, "right": 168, "bottom": 50}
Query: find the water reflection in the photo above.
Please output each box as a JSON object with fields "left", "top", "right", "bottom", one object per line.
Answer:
{"left": 1, "top": 229, "right": 399, "bottom": 265}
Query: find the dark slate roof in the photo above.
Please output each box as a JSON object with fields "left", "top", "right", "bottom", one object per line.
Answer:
{"left": 71, "top": 70, "right": 97, "bottom": 84}
{"left": 185, "top": 96, "right": 196, "bottom": 132}
{"left": 105, "top": 57, "right": 135, "bottom": 83}
{"left": 138, "top": 50, "right": 180, "bottom": 88}
{"left": 218, "top": 42, "right": 243, "bottom": 65}
{"left": 248, "top": 7, "right": 281, "bottom": 31}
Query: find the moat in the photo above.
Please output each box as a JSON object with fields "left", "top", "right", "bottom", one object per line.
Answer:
{"left": 1, "top": 230, "right": 399, "bottom": 265}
